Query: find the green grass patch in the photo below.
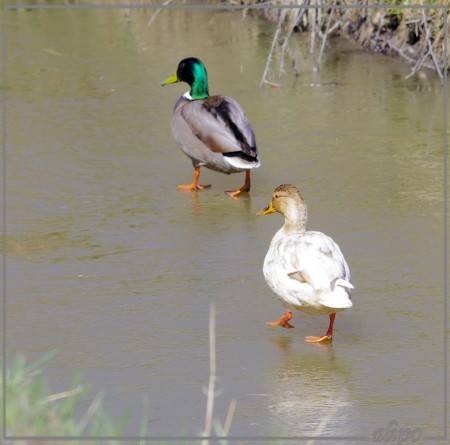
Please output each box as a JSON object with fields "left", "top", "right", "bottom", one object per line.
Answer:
{"left": 1, "top": 352, "right": 128, "bottom": 444}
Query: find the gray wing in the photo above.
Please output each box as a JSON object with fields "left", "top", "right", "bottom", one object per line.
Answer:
{"left": 180, "top": 95, "right": 258, "bottom": 162}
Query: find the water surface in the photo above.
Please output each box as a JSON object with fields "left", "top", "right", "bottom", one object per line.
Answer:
{"left": 4, "top": 4, "right": 447, "bottom": 441}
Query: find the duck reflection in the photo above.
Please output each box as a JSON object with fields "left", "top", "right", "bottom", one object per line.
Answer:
{"left": 184, "top": 188, "right": 202, "bottom": 213}
{"left": 267, "top": 336, "right": 352, "bottom": 437}
{"left": 182, "top": 187, "right": 253, "bottom": 215}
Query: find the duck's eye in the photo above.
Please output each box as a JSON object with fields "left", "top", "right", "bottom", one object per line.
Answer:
{"left": 274, "top": 194, "right": 279, "bottom": 199}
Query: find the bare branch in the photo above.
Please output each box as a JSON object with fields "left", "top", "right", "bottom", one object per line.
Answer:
{"left": 145, "top": 0, "right": 174, "bottom": 29}
{"left": 405, "top": 49, "right": 431, "bottom": 80}
{"left": 317, "top": 0, "right": 339, "bottom": 67}
{"left": 421, "top": 8, "right": 444, "bottom": 82}
{"left": 280, "top": 1, "right": 309, "bottom": 77}
{"left": 260, "top": 9, "right": 287, "bottom": 88}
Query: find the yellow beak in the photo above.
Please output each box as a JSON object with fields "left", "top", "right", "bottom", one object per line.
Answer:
{"left": 161, "top": 73, "right": 179, "bottom": 86}
{"left": 257, "top": 202, "right": 276, "bottom": 216}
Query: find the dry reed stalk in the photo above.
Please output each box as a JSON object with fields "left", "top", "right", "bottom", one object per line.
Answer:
{"left": 200, "top": 303, "right": 237, "bottom": 444}
{"left": 259, "top": 8, "right": 288, "bottom": 87}
{"left": 279, "top": 1, "right": 309, "bottom": 77}
{"left": 317, "top": 0, "right": 338, "bottom": 68}
{"left": 145, "top": 0, "right": 174, "bottom": 28}
{"left": 76, "top": 392, "right": 103, "bottom": 433}
{"left": 201, "top": 303, "right": 217, "bottom": 445}
{"left": 42, "top": 384, "right": 84, "bottom": 404}
{"left": 305, "top": 404, "right": 339, "bottom": 445}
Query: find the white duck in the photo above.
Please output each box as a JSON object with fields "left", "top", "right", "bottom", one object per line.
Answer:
{"left": 257, "top": 184, "right": 354, "bottom": 342}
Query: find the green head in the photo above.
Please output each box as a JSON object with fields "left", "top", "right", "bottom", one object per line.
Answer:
{"left": 162, "top": 57, "right": 210, "bottom": 100}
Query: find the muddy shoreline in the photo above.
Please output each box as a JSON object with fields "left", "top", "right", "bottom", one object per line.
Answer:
{"left": 246, "top": 1, "right": 448, "bottom": 82}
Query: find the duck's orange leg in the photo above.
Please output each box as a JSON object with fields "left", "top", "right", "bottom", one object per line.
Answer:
{"left": 305, "top": 313, "right": 336, "bottom": 343}
{"left": 177, "top": 167, "right": 211, "bottom": 190}
{"left": 225, "top": 170, "right": 251, "bottom": 197}
{"left": 267, "top": 310, "right": 294, "bottom": 329}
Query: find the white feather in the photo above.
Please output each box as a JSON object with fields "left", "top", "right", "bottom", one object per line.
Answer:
{"left": 223, "top": 156, "right": 261, "bottom": 170}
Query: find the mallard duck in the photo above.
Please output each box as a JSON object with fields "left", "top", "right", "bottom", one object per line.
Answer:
{"left": 257, "top": 184, "right": 354, "bottom": 342}
{"left": 162, "top": 57, "right": 260, "bottom": 197}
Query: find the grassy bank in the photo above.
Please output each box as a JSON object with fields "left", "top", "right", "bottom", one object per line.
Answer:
{"left": 1, "top": 353, "right": 127, "bottom": 445}
{"left": 1, "top": 308, "right": 235, "bottom": 444}
{"left": 246, "top": 0, "right": 448, "bottom": 83}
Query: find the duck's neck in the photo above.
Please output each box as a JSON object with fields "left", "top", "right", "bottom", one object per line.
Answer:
{"left": 190, "top": 65, "right": 209, "bottom": 99}
{"left": 271, "top": 206, "right": 307, "bottom": 245}
{"left": 190, "top": 83, "right": 209, "bottom": 100}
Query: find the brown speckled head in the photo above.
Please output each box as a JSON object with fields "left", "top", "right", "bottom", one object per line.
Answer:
{"left": 271, "top": 184, "right": 306, "bottom": 214}
{"left": 257, "top": 184, "right": 307, "bottom": 227}
{"left": 273, "top": 184, "right": 303, "bottom": 199}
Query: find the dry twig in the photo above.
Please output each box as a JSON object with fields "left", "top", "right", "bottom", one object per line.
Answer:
{"left": 201, "top": 303, "right": 217, "bottom": 444}
{"left": 260, "top": 9, "right": 288, "bottom": 87}
{"left": 145, "top": 0, "right": 174, "bottom": 29}
{"left": 280, "top": 1, "right": 309, "bottom": 77}
{"left": 421, "top": 8, "right": 444, "bottom": 81}
{"left": 317, "top": 0, "right": 339, "bottom": 68}
{"left": 42, "top": 384, "right": 84, "bottom": 404}
{"left": 305, "top": 404, "right": 339, "bottom": 445}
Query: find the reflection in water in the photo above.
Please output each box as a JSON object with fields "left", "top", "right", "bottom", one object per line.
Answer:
{"left": 180, "top": 186, "right": 255, "bottom": 216}
{"left": 183, "top": 188, "right": 203, "bottom": 214}
{"left": 267, "top": 336, "right": 351, "bottom": 437}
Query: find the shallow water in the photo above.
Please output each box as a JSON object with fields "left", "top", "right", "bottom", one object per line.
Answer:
{"left": 3, "top": 4, "right": 447, "bottom": 442}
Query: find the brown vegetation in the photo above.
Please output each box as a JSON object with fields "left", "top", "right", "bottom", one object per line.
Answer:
{"left": 244, "top": 0, "right": 448, "bottom": 84}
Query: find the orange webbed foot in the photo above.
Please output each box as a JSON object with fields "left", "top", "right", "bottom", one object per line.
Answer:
{"left": 178, "top": 167, "right": 211, "bottom": 191}
{"left": 266, "top": 311, "right": 294, "bottom": 329}
{"left": 224, "top": 170, "right": 251, "bottom": 198}
{"left": 225, "top": 188, "right": 247, "bottom": 198}
{"left": 224, "top": 183, "right": 250, "bottom": 198}
{"left": 305, "top": 313, "right": 335, "bottom": 343}
{"left": 305, "top": 334, "right": 332, "bottom": 343}
{"left": 177, "top": 183, "right": 211, "bottom": 190}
